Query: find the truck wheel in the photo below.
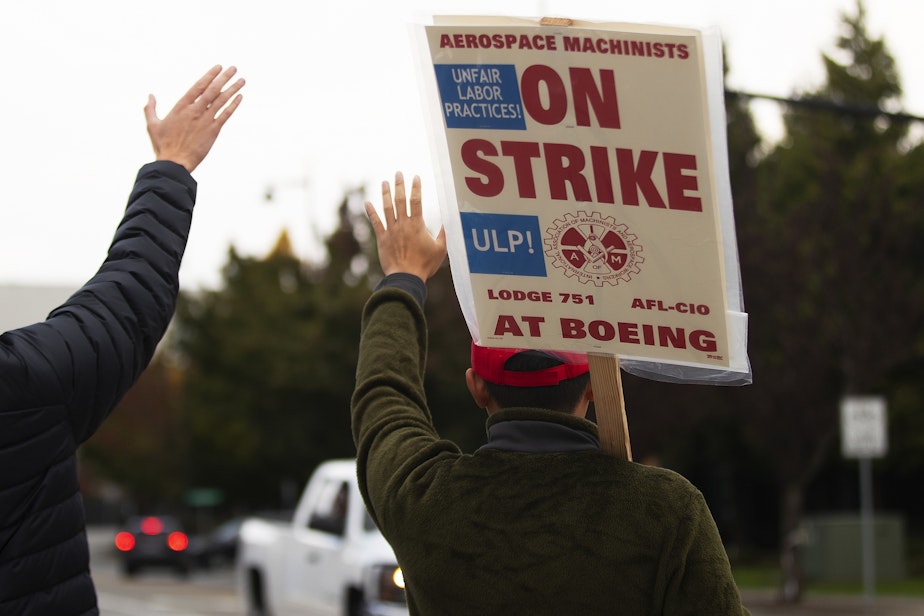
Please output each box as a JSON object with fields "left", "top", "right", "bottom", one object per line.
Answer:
{"left": 346, "top": 587, "right": 366, "bottom": 616}
{"left": 246, "top": 568, "right": 271, "bottom": 616}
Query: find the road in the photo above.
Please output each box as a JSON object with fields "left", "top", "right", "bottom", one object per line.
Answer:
{"left": 95, "top": 567, "right": 240, "bottom": 616}
{"left": 90, "top": 526, "right": 924, "bottom": 615}
{"left": 741, "top": 589, "right": 924, "bottom": 616}
{"left": 91, "top": 525, "right": 240, "bottom": 616}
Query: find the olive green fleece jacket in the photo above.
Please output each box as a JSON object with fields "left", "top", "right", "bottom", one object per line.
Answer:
{"left": 352, "top": 277, "right": 749, "bottom": 616}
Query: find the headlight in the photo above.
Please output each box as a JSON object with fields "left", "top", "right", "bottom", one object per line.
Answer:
{"left": 392, "top": 567, "right": 405, "bottom": 590}
{"left": 368, "top": 564, "right": 406, "bottom": 604}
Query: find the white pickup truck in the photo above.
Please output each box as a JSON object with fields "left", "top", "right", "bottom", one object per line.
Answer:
{"left": 237, "top": 459, "right": 408, "bottom": 616}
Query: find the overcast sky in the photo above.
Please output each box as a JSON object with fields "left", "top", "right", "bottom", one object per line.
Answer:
{"left": 0, "top": 0, "right": 919, "bottom": 291}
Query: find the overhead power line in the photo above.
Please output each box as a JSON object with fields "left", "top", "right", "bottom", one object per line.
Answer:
{"left": 725, "top": 89, "right": 924, "bottom": 124}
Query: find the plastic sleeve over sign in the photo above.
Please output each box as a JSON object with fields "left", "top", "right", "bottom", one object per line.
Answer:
{"left": 412, "top": 15, "right": 751, "bottom": 386}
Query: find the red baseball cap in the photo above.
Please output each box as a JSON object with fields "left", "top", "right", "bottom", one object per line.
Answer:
{"left": 471, "top": 342, "right": 589, "bottom": 387}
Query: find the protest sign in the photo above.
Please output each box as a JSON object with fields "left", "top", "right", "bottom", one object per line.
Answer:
{"left": 414, "top": 16, "right": 751, "bottom": 385}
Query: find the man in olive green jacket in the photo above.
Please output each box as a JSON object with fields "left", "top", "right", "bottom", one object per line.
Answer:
{"left": 352, "top": 172, "right": 749, "bottom": 615}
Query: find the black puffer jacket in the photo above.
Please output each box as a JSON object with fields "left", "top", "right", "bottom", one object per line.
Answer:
{"left": 0, "top": 161, "right": 196, "bottom": 615}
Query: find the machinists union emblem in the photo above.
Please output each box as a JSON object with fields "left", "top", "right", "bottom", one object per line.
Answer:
{"left": 544, "top": 211, "right": 644, "bottom": 287}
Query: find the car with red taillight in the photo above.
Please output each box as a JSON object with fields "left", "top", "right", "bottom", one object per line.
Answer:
{"left": 114, "top": 515, "right": 192, "bottom": 576}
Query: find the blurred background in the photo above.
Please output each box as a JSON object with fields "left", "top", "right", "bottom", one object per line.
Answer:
{"left": 2, "top": 0, "right": 923, "bottom": 610}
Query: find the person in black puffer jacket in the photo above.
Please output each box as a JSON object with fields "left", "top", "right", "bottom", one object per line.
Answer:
{"left": 0, "top": 64, "right": 245, "bottom": 616}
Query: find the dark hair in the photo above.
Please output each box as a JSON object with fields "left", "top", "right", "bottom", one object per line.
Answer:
{"left": 483, "top": 350, "right": 591, "bottom": 413}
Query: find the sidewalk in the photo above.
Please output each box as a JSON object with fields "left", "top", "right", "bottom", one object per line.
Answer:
{"left": 742, "top": 589, "right": 924, "bottom": 615}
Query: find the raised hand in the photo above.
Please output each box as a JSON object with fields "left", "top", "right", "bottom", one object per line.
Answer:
{"left": 144, "top": 65, "right": 245, "bottom": 172}
{"left": 365, "top": 172, "right": 447, "bottom": 281}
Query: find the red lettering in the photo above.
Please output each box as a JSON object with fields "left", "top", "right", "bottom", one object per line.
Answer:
{"left": 691, "top": 330, "right": 717, "bottom": 352}
{"left": 493, "top": 315, "right": 544, "bottom": 337}
{"left": 494, "top": 315, "right": 523, "bottom": 336}
{"left": 618, "top": 321, "right": 639, "bottom": 344}
{"left": 658, "top": 327, "right": 685, "bottom": 349}
{"left": 520, "top": 65, "right": 568, "bottom": 125}
{"left": 461, "top": 139, "right": 503, "bottom": 197}
{"left": 538, "top": 35, "right": 556, "bottom": 50}
{"left": 521, "top": 316, "right": 545, "bottom": 336}
{"left": 589, "top": 320, "right": 616, "bottom": 341}
{"left": 442, "top": 32, "right": 560, "bottom": 51}
{"left": 560, "top": 318, "right": 586, "bottom": 339}
{"left": 641, "top": 323, "right": 655, "bottom": 345}
{"left": 569, "top": 67, "right": 620, "bottom": 129}
{"left": 560, "top": 318, "right": 718, "bottom": 353}
{"left": 590, "top": 146, "right": 614, "bottom": 204}
{"left": 461, "top": 139, "right": 701, "bottom": 214}
{"left": 663, "top": 152, "right": 702, "bottom": 212}
{"left": 616, "top": 148, "right": 666, "bottom": 208}
{"left": 543, "top": 143, "right": 591, "bottom": 201}
{"left": 500, "top": 141, "right": 540, "bottom": 199}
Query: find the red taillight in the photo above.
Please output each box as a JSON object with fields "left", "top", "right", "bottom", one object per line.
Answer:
{"left": 114, "top": 531, "right": 136, "bottom": 552}
{"left": 167, "top": 531, "right": 189, "bottom": 552}
{"left": 140, "top": 516, "right": 164, "bottom": 535}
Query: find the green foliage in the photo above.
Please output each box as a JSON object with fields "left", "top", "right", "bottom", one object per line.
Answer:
{"left": 172, "top": 197, "right": 372, "bottom": 508}
{"left": 626, "top": 2, "right": 924, "bottom": 567}
{"left": 82, "top": 359, "right": 187, "bottom": 510}
{"left": 167, "top": 191, "right": 482, "bottom": 508}
{"left": 735, "top": 0, "right": 924, "bottom": 487}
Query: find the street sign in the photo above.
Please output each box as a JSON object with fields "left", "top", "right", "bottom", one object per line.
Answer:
{"left": 184, "top": 487, "right": 224, "bottom": 507}
{"left": 840, "top": 396, "right": 888, "bottom": 459}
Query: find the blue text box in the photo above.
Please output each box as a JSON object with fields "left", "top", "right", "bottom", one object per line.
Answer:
{"left": 461, "top": 212, "right": 546, "bottom": 276}
{"left": 434, "top": 64, "right": 526, "bottom": 130}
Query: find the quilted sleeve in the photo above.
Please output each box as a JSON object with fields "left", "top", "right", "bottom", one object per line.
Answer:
{"left": 0, "top": 160, "right": 197, "bottom": 442}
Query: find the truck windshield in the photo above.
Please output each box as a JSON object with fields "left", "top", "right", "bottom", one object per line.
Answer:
{"left": 363, "top": 508, "right": 378, "bottom": 532}
{"left": 308, "top": 480, "right": 349, "bottom": 536}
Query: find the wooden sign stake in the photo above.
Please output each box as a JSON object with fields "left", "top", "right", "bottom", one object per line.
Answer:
{"left": 539, "top": 15, "right": 631, "bottom": 461}
{"left": 539, "top": 16, "right": 574, "bottom": 27}
{"left": 588, "top": 353, "right": 633, "bottom": 461}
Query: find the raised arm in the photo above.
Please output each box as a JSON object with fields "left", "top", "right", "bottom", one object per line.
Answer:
{"left": 0, "top": 66, "right": 245, "bottom": 441}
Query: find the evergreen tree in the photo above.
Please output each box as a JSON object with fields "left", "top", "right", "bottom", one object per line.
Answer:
{"left": 734, "top": 1, "right": 924, "bottom": 600}
{"left": 81, "top": 356, "right": 186, "bottom": 512}
{"left": 172, "top": 193, "right": 372, "bottom": 509}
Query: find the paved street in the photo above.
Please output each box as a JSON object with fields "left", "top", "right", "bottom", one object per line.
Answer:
{"left": 89, "top": 526, "right": 924, "bottom": 615}
{"left": 95, "top": 568, "right": 240, "bottom": 616}
{"left": 742, "top": 589, "right": 924, "bottom": 615}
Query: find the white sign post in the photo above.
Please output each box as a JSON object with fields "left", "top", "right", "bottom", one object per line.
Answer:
{"left": 840, "top": 395, "right": 888, "bottom": 608}
{"left": 841, "top": 396, "right": 888, "bottom": 459}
